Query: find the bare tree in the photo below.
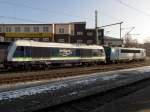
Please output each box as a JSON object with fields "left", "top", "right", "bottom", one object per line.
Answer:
{"left": 124, "top": 34, "right": 138, "bottom": 47}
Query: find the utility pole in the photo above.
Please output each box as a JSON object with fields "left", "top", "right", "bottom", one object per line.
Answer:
{"left": 95, "top": 10, "right": 99, "bottom": 45}
{"left": 120, "top": 22, "right": 123, "bottom": 39}
{"left": 52, "top": 24, "right": 55, "bottom": 42}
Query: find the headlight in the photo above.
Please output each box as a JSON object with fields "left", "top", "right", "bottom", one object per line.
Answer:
{"left": 111, "top": 48, "right": 115, "bottom": 52}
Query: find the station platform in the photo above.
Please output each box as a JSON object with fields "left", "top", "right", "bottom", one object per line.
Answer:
{"left": 0, "top": 66, "right": 150, "bottom": 112}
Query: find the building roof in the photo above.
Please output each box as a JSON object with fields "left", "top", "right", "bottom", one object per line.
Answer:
{"left": 104, "top": 36, "right": 123, "bottom": 41}
{"left": 70, "top": 22, "right": 86, "bottom": 24}
{"left": 53, "top": 22, "right": 86, "bottom": 25}
{"left": 86, "top": 28, "right": 103, "bottom": 30}
{"left": 0, "top": 22, "right": 86, "bottom": 26}
{"left": 0, "top": 24, "right": 52, "bottom": 26}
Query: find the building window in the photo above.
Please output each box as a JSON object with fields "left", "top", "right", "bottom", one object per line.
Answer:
{"left": 0, "top": 27, "right": 2, "bottom": 32}
{"left": 98, "top": 32, "right": 102, "bottom": 36}
{"left": 43, "top": 27, "right": 49, "bottom": 32}
{"left": 33, "top": 38, "right": 39, "bottom": 41}
{"left": 59, "top": 28, "right": 64, "bottom": 33}
{"left": 0, "top": 36, "right": 4, "bottom": 42}
{"left": 87, "top": 32, "right": 93, "bottom": 36}
{"left": 77, "top": 39, "right": 82, "bottom": 43}
{"left": 15, "top": 27, "right": 21, "bottom": 32}
{"left": 24, "top": 27, "right": 30, "bottom": 32}
{"left": 6, "top": 27, "right": 11, "bottom": 32}
{"left": 71, "top": 30, "right": 74, "bottom": 35}
{"left": 58, "top": 39, "right": 65, "bottom": 43}
{"left": 33, "top": 27, "right": 39, "bottom": 32}
{"left": 15, "top": 38, "right": 20, "bottom": 41}
{"left": 87, "top": 40, "right": 93, "bottom": 44}
{"left": 43, "top": 38, "right": 49, "bottom": 42}
{"left": 24, "top": 38, "right": 30, "bottom": 40}
{"left": 77, "top": 32, "right": 83, "bottom": 36}
{"left": 108, "top": 42, "right": 112, "bottom": 45}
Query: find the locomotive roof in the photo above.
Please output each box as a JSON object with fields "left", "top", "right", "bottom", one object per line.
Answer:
{"left": 13, "top": 40, "right": 104, "bottom": 49}
{"left": 105, "top": 46, "right": 145, "bottom": 50}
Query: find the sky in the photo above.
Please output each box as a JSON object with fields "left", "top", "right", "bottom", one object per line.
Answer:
{"left": 0, "top": 0, "right": 150, "bottom": 43}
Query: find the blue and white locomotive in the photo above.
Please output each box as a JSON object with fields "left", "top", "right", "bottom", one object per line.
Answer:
{"left": 4, "top": 40, "right": 106, "bottom": 68}
{"left": 104, "top": 46, "right": 146, "bottom": 63}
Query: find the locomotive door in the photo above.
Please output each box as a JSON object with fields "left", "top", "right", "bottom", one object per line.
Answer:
{"left": 104, "top": 47, "right": 111, "bottom": 62}
{"left": 117, "top": 49, "right": 120, "bottom": 60}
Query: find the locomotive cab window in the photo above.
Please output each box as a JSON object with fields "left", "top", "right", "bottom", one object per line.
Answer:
{"left": 14, "top": 46, "right": 25, "bottom": 57}
{"left": 99, "top": 49, "right": 105, "bottom": 56}
{"left": 92, "top": 49, "right": 104, "bottom": 57}
{"left": 92, "top": 49, "right": 98, "bottom": 56}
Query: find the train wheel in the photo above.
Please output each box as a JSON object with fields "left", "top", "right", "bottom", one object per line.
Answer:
{"left": 24, "top": 65, "right": 31, "bottom": 70}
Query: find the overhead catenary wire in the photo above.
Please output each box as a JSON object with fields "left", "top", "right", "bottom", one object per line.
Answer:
{"left": 0, "top": 15, "right": 46, "bottom": 23}
{"left": 115, "top": 0, "right": 150, "bottom": 18}
{"left": 0, "top": 0, "right": 88, "bottom": 20}
{"left": 0, "top": 0, "right": 124, "bottom": 24}
{"left": 0, "top": 0, "right": 129, "bottom": 33}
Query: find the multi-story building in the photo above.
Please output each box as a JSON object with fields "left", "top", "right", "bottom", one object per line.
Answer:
{"left": 54, "top": 23, "right": 72, "bottom": 43}
{"left": 51, "top": 22, "right": 104, "bottom": 44}
{"left": 0, "top": 24, "right": 53, "bottom": 42}
{"left": 0, "top": 22, "right": 104, "bottom": 45}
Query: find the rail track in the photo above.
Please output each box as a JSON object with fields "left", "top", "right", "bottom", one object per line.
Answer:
{"left": 0, "top": 60, "right": 149, "bottom": 85}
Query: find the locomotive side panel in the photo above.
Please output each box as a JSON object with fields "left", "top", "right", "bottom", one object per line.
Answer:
{"left": 108, "top": 47, "right": 146, "bottom": 62}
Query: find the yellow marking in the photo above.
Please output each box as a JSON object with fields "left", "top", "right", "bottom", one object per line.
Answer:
{"left": 5, "top": 32, "right": 53, "bottom": 38}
